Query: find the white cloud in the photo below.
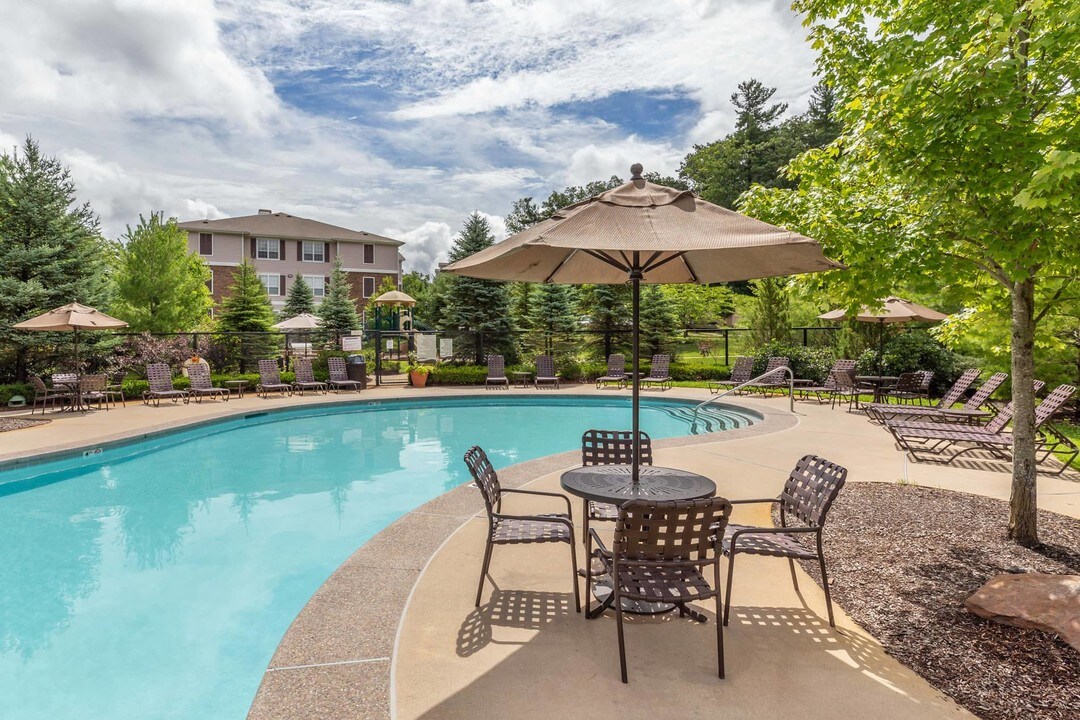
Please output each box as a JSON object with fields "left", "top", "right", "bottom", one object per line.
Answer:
{"left": 1, "top": 0, "right": 819, "bottom": 279}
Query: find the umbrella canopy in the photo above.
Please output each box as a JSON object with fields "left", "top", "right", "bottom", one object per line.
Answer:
{"left": 444, "top": 164, "right": 843, "bottom": 482}
{"left": 272, "top": 312, "right": 323, "bottom": 330}
{"left": 13, "top": 302, "right": 128, "bottom": 331}
{"left": 372, "top": 290, "right": 417, "bottom": 306}
{"left": 817, "top": 297, "right": 948, "bottom": 324}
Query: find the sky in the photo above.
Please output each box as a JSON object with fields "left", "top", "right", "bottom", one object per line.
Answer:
{"left": 0, "top": 0, "right": 818, "bottom": 275}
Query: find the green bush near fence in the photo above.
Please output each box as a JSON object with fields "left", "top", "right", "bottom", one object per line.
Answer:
{"left": 0, "top": 383, "right": 34, "bottom": 406}
{"left": 426, "top": 361, "right": 733, "bottom": 385}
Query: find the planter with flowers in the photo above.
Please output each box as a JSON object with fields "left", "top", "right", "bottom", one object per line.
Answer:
{"left": 407, "top": 354, "right": 431, "bottom": 388}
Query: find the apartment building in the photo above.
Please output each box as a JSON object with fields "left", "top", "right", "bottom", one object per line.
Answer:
{"left": 180, "top": 210, "right": 404, "bottom": 313}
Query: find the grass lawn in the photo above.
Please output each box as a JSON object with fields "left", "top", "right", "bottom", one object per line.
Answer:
{"left": 1057, "top": 422, "right": 1080, "bottom": 469}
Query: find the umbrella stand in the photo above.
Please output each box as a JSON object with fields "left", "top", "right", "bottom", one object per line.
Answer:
{"left": 630, "top": 255, "right": 642, "bottom": 486}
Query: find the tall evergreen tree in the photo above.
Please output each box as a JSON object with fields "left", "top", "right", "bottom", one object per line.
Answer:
{"left": 281, "top": 275, "right": 315, "bottom": 318}
{"left": 112, "top": 212, "right": 212, "bottom": 332}
{"left": 746, "top": 277, "right": 792, "bottom": 346}
{"left": 217, "top": 259, "right": 276, "bottom": 371}
{"left": 638, "top": 284, "right": 677, "bottom": 356}
{"left": 318, "top": 257, "right": 360, "bottom": 335}
{"left": 528, "top": 284, "right": 578, "bottom": 351}
{"left": 0, "top": 136, "right": 111, "bottom": 381}
{"left": 440, "top": 213, "right": 512, "bottom": 353}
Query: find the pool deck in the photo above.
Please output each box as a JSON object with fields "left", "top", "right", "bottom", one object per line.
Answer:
{"left": 3, "top": 385, "right": 1077, "bottom": 719}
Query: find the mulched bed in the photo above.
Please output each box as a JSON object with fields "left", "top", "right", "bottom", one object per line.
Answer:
{"left": 0, "top": 417, "right": 50, "bottom": 433}
{"left": 776, "top": 482, "right": 1080, "bottom": 720}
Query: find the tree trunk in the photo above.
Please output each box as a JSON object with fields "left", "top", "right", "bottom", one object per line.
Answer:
{"left": 15, "top": 345, "right": 28, "bottom": 383}
{"left": 1008, "top": 277, "right": 1039, "bottom": 547}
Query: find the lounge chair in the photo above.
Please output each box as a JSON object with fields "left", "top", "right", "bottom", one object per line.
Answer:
{"left": 463, "top": 446, "right": 579, "bottom": 611}
{"left": 143, "top": 363, "right": 189, "bottom": 406}
{"left": 887, "top": 380, "right": 1044, "bottom": 434}
{"left": 292, "top": 359, "right": 327, "bottom": 395}
{"left": 595, "top": 354, "right": 627, "bottom": 389}
{"left": 187, "top": 364, "right": 229, "bottom": 403}
{"left": 864, "top": 368, "right": 983, "bottom": 422}
{"left": 579, "top": 430, "right": 653, "bottom": 593}
{"left": 327, "top": 356, "right": 362, "bottom": 393}
{"left": 708, "top": 356, "right": 753, "bottom": 394}
{"left": 534, "top": 355, "right": 560, "bottom": 389}
{"left": 887, "top": 383, "right": 1079, "bottom": 473}
{"left": 30, "top": 374, "right": 70, "bottom": 414}
{"left": 591, "top": 497, "right": 732, "bottom": 683}
{"left": 485, "top": 354, "right": 509, "bottom": 389}
{"left": 640, "top": 354, "right": 672, "bottom": 390}
{"left": 256, "top": 359, "right": 293, "bottom": 398}
{"left": 795, "top": 359, "right": 857, "bottom": 403}
{"left": 747, "top": 356, "right": 790, "bottom": 396}
{"left": 721, "top": 454, "right": 848, "bottom": 628}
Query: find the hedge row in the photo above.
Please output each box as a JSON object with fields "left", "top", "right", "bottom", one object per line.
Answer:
{"left": 428, "top": 362, "right": 732, "bottom": 385}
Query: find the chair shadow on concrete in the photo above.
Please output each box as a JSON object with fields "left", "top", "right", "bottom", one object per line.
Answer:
{"left": 458, "top": 586, "right": 576, "bottom": 658}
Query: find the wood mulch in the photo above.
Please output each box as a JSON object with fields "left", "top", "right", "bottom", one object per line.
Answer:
{"left": 777, "top": 482, "right": 1080, "bottom": 720}
{"left": 0, "top": 417, "right": 50, "bottom": 433}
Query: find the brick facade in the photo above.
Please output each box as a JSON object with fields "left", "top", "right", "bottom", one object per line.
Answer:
{"left": 209, "top": 266, "right": 396, "bottom": 314}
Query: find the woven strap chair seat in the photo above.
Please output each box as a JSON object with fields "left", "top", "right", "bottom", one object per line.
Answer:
{"left": 721, "top": 525, "right": 817, "bottom": 559}
{"left": 611, "top": 562, "right": 714, "bottom": 603}
{"left": 588, "top": 501, "right": 619, "bottom": 520}
{"left": 491, "top": 514, "right": 573, "bottom": 544}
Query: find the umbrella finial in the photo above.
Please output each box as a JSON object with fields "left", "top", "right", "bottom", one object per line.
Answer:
{"left": 630, "top": 163, "right": 643, "bottom": 180}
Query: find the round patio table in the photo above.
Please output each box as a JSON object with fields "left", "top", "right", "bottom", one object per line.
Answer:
{"left": 855, "top": 375, "right": 899, "bottom": 403}
{"left": 561, "top": 464, "right": 716, "bottom": 616}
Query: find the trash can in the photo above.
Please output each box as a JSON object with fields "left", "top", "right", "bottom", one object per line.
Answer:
{"left": 346, "top": 355, "right": 368, "bottom": 389}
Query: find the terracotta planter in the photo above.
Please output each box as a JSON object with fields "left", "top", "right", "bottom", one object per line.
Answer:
{"left": 409, "top": 370, "right": 429, "bottom": 388}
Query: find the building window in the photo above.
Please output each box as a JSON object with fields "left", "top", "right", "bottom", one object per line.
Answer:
{"left": 302, "top": 241, "right": 325, "bottom": 262}
{"left": 363, "top": 243, "right": 374, "bottom": 264}
{"left": 363, "top": 276, "right": 375, "bottom": 298}
{"left": 199, "top": 233, "right": 213, "bottom": 255}
{"left": 256, "top": 237, "right": 280, "bottom": 260}
{"left": 304, "top": 275, "right": 325, "bottom": 297}
{"left": 259, "top": 273, "right": 281, "bottom": 296}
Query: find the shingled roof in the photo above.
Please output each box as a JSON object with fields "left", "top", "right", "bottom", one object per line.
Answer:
{"left": 178, "top": 211, "right": 402, "bottom": 246}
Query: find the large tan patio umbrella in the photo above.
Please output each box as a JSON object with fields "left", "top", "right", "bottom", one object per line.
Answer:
{"left": 818, "top": 296, "right": 948, "bottom": 373}
{"left": 445, "top": 164, "right": 843, "bottom": 482}
{"left": 272, "top": 312, "right": 323, "bottom": 330}
{"left": 13, "top": 302, "right": 129, "bottom": 406}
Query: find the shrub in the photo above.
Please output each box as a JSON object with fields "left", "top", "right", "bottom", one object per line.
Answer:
{"left": 0, "top": 382, "right": 34, "bottom": 406}
{"left": 429, "top": 365, "right": 488, "bottom": 385}
{"left": 857, "top": 331, "right": 972, "bottom": 395}
{"left": 750, "top": 341, "right": 837, "bottom": 384}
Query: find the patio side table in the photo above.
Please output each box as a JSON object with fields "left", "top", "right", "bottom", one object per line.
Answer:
{"left": 224, "top": 379, "right": 248, "bottom": 399}
{"left": 512, "top": 371, "right": 533, "bottom": 388}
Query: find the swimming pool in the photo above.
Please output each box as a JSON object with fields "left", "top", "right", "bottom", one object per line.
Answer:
{"left": 0, "top": 395, "right": 757, "bottom": 719}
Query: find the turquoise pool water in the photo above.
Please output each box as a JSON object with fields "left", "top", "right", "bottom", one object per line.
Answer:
{"left": 0, "top": 395, "right": 756, "bottom": 719}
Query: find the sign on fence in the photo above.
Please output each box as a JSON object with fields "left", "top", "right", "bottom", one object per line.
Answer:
{"left": 341, "top": 336, "right": 363, "bottom": 351}
{"left": 416, "top": 334, "right": 437, "bottom": 362}
{"left": 439, "top": 338, "right": 453, "bottom": 359}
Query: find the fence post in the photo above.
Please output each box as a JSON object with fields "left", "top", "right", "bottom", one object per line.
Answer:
{"left": 724, "top": 330, "right": 729, "bottom": 365}
{"left": 191, "top": 332, "right": 199, "bottom": 351}
{"left": 474, "top": 331, "right": 484, "bottom": 365}
{"left": 603, "top": 329, "right": 612, "bottom": 360}
{"left": 803, "top": 328, "right": 809, "bottom": 347}
{"left": 374, "top": 330, "right": 382, "bottom": 386}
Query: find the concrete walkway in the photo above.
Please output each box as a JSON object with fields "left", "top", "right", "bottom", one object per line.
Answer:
{"left": 392, "top": 395, "right": 1078, "bottom": 720}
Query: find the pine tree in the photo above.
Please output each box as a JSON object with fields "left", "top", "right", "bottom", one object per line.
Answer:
{"left": 440, "top": 213, "right": 512, "bottom": 354}
{"left": 112, "top": 212, "right": 212, "bottom": 332}
{"left": 216, "top": 259, "right": 276, "bottom": 371}
{"left": 528, "top": 284, "right": 578, "bottom": 353}
{"left": 0, "top": 136, "right": 111, "bottom": 381}
{"left": 747, "top": 277, "right": 791, "bottom": 346}
{"left": 638, "top": 284, "right": 677, "bottom": 356}
{"left": 318, "top": 257, "right": 360, "bottom": 335}
{"left": 281, "top": 275, "right": 315, "bottom": 318}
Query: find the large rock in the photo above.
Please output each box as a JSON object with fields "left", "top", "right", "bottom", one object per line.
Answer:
{"left": 965, "top": 573, "right": 1080, "bottom": 651}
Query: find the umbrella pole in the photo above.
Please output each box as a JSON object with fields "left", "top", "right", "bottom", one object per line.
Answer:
{"left": 877, "top": 319, "right": 885, "bottom": 375}
{"left": 630, "top": 255, "right": 641, "bottom": 486}
{"left": 74, "top": 326, "right": 82, "bottom": 412}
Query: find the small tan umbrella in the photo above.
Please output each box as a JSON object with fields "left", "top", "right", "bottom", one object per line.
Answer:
{"left": 372, "top": 290, "right": 417, "bottom": 307}
{"left": 445, "top": 164, "right": 843, "bottom": 482}
{"left": 272, "top": 312, "right": 323, "bottom": 330}
{"left": 13, "top": 303, "right": 129, "bottom": 405}
{"left": 818, "top": 297, "right": 948, "bottom": 373}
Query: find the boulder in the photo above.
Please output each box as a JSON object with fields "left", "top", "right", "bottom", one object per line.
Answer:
{"left": 965, "top": 573, "right": 1080, "bottom": 651}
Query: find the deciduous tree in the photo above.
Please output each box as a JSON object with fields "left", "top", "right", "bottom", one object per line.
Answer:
{"left": 744, "top": 0, "right": 1080, "bottom": 545}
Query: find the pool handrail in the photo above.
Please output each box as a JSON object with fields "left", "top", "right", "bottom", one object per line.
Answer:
{"left": 692, "top": 366, "right": 795, "bottom": 430}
